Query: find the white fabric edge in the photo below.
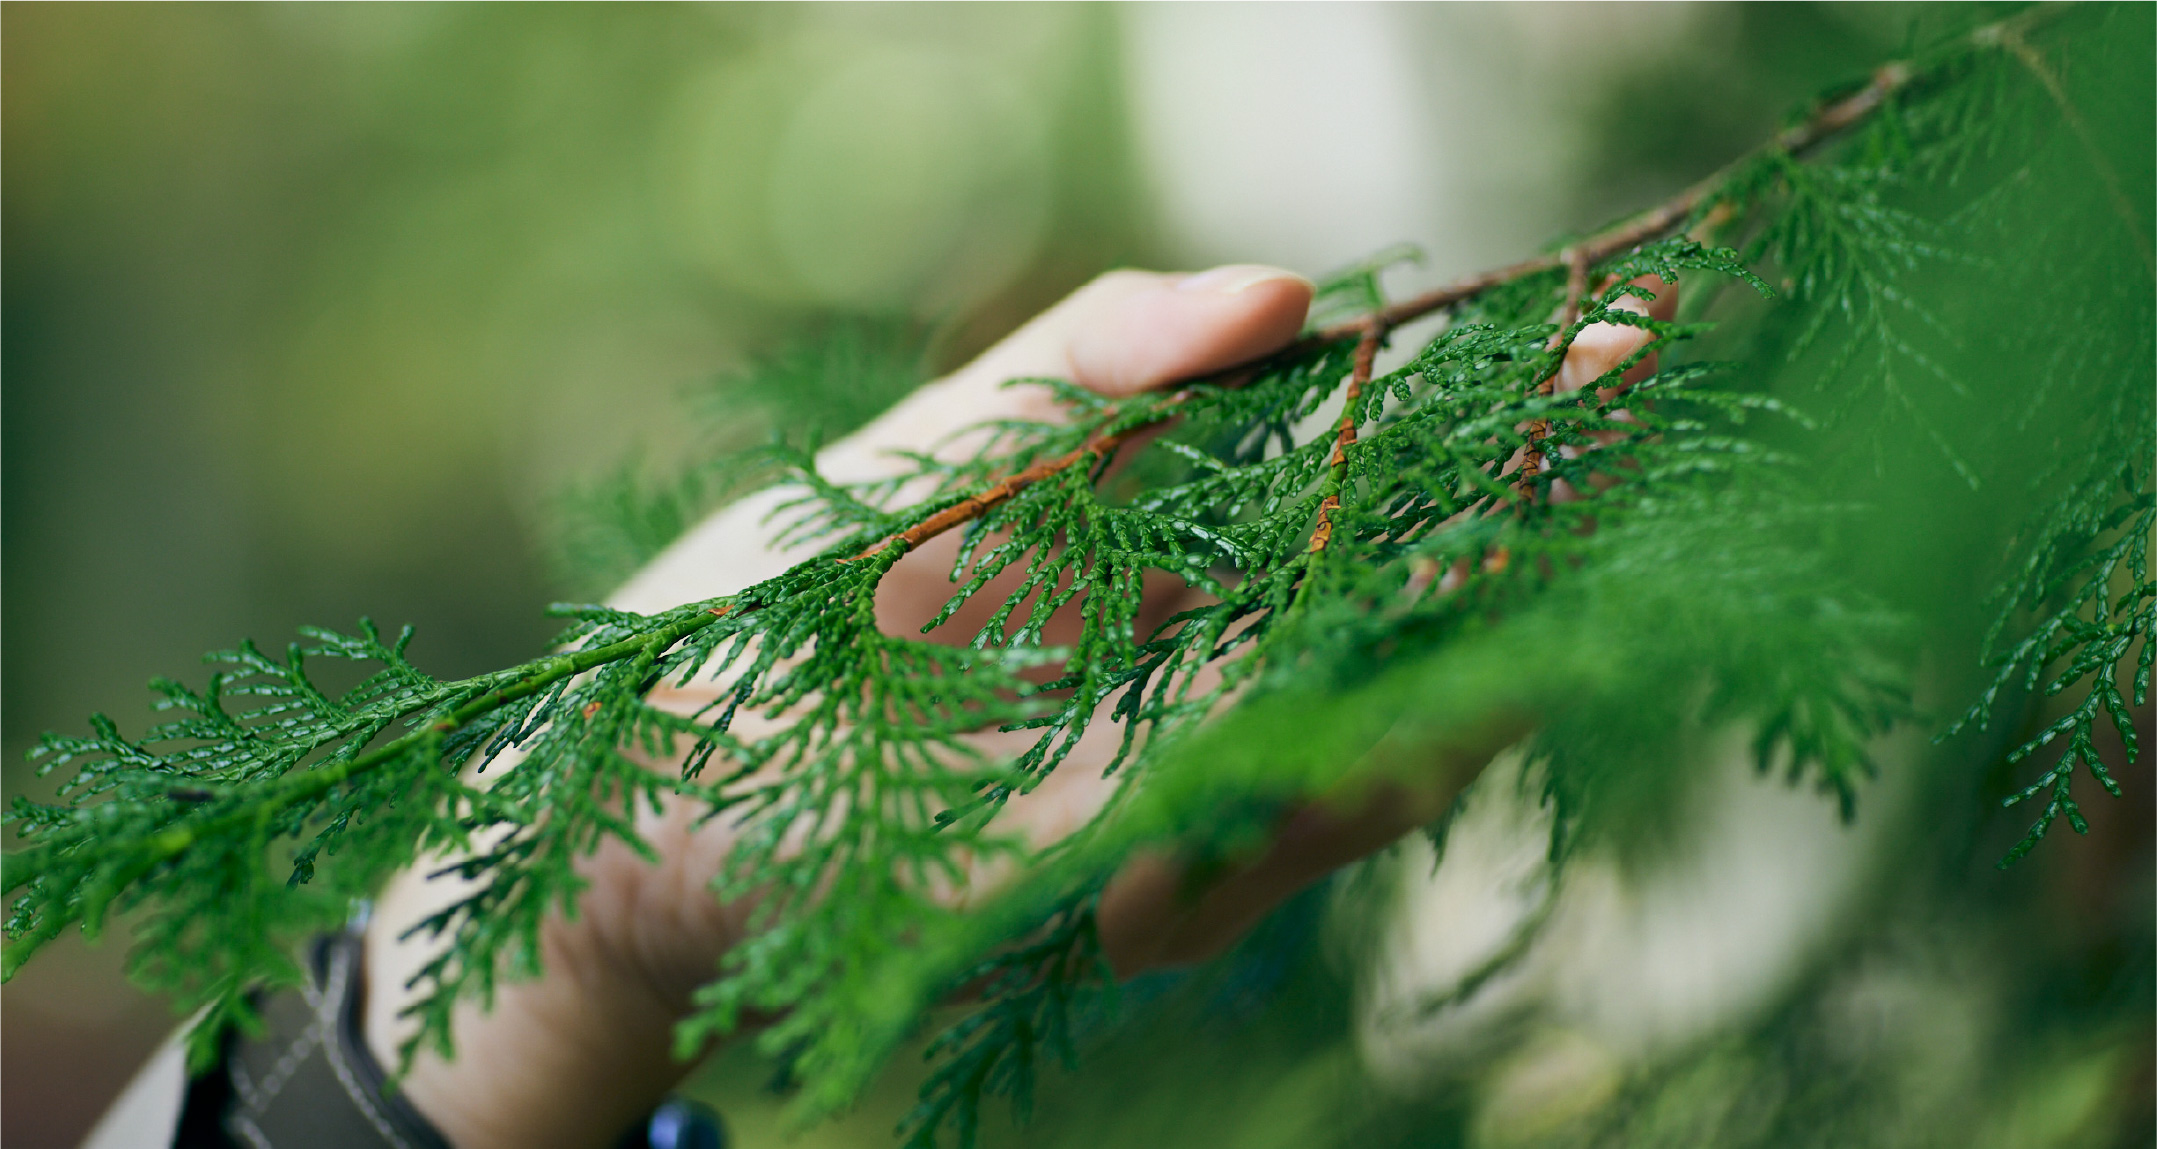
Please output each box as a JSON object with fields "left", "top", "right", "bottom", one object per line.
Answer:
{"left": 80, "top": 1012, "right": 206, "bottom": 1149}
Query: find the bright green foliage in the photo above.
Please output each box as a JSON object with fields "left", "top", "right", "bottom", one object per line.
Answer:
{"left": 4, "top": 6, "right": 2150, "bottom": 1148}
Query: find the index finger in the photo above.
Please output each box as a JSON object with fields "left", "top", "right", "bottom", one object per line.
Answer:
{"left": 823, "top": 265, "right": 1313, "bottom": 478}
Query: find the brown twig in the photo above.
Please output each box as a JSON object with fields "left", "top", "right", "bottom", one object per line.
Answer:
{"left": 1309, "top": 321, "right": 1387, "bottom": 554}
{"left": 848, "top": 421, "right": 1147, "bottom": 561}
{"left": 831, "top": 48, "right": 1931, "bottom": 574}
{"left": 1314, "top": 58, "right": 1916, "bottom": 346}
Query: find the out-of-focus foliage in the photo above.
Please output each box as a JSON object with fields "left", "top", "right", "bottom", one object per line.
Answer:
{"left": 4, "top": 2, "right": 1143, "bottom": 775}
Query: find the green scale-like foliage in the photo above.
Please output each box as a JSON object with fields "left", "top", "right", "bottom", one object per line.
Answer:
{"left": 5, "top": 6, "right": 2150, "bottom": 1147}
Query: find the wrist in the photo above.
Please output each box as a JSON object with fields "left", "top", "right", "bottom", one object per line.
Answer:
{"left": 367, "top": 925, "right": 690, "bottom": 1149}
{"left": 364, "top": 859, "right": 698, "bottom": 1149}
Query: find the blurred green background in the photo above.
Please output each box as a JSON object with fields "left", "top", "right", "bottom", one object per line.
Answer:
{"left": 5, "top": 4, "right": 2145, "bottom": 1148}
{"left": 4, "top": 7, "right": 1143, "bottom": 1138}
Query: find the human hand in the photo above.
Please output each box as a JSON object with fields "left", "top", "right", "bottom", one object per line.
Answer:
{"left": 365, "top": 265, "right": 1314, "bottom": 1149}
{"left": 363, "top": 264, "right": 1674, "bottom": 1149}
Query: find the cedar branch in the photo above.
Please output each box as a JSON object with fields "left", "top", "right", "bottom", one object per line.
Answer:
{"left": 1309, "top": 321, "right": 1386, "bottom": 554}
{"left": 1, "top": 23, "right": 1990, "bottom": 971}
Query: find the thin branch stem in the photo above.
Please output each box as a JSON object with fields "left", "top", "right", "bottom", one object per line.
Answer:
{"left": 849, "top": 421, "right": 1147, "bottom": 561}
{"left": 1309, "top": 321, "right": 1386, "bottom": 555}
{"left": 1993, "top": 26, "right": 2155, "bottom": 277}
{"left": 1317, "top": 58, "right": 1916, "bottom": 344}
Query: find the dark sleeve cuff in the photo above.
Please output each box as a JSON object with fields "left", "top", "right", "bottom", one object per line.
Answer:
{"left": 175, "top": 930, "right": 450, "bottom": 1149}
{"left": 172, "top": 929, "right": 729, "bottom": 1149}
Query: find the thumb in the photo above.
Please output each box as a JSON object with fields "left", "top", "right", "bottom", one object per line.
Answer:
{"left": 870, "top": 265, "right": 1314, "bottom": 454}
{"left": 1065, "top": 265, "right": 1314, "bottom": 398}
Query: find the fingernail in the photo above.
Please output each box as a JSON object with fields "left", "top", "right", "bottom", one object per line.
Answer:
{"left": 1174, "top": 264, "right": 1313, "bottom": 295}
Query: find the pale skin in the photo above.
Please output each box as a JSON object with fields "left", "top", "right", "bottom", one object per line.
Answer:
{"left": 364, "top": 264, "right": 1676, "bottom": 1149}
